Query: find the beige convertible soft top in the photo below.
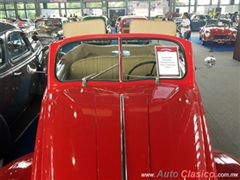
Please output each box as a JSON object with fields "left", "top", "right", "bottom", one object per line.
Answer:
{"left": 63, "top": 19, "right": 176, "bottom": 38}
{"left": 130, "top": 20, "right": 176, "bottom": 36}
{"left": 63, "top": 19, "right": 106, "bottom": 38}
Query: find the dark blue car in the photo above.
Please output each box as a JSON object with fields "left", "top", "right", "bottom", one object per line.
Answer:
{"left": 0, "top": 22, "right": 46, "bottom": 159}
{"left": 175, "top": 14, "right": 211, "bottom": 31}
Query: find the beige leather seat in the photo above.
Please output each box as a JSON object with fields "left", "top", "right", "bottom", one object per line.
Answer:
{"left": 70, "top": 56, "right": 119, "bottom": 80}
{"left": 69, "top": 55, "right": 156, "bottom": 80}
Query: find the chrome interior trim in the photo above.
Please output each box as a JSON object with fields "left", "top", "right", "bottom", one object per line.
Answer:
{"left": 118, "top": 36, "right": 123, "bottom": 82}
{"left": 120, "top": 94, "right": 127, "bottom": 180}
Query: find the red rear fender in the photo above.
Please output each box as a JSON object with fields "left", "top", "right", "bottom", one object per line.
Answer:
{"left": 1, "top": 153, "right": 33, "bottom": 180}
{"left": 214, "top": 149, "right": 240, "bottom": 180}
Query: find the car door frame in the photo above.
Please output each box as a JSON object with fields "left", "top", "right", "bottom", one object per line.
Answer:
{"left": 5, "top": 30, "right": 41, "bottom": 125}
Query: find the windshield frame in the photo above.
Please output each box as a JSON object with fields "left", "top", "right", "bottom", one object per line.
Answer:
{"left": 206, "top": 19, "right": 230, "bottom": 27}
{"left": 51, "top": 34, "right": 191, "bottom": 87}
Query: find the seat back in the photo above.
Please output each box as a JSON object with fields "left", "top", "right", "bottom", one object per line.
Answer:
{"left": 69, "top": 55, "right": 156, "bottom": 80}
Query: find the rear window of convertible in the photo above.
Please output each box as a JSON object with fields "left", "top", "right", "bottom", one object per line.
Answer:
{"left": 55, "top": 38, "right": 186, "bottom": 82}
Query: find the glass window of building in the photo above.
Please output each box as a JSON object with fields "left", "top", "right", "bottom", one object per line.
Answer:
{"left": 17, "top": 3, "right": 24, "bottom": 9}
{"left": 18, "top": 10, "right": 26, "bottom": 19}
{"left": 176, "top": 7, "right": 188, "bottom": 14}
{"left": 108, "top": 2, "right": 126, "bottom": 8}
{"left": 86, "top": 2, "right": 102, "bottom": 8}
{"left": 189, "top": 6, "right": 195, "bottom": 13}
{"left": 0, "top": 3, "right": 4, "bottom": 10}
{"left": 5, "top": 3, "right": 14, "bottom": 10}
{"left": 6, "top": 10, "right": 16, "bottom": 19}
{"left": 66, "top": 9, "right": 81, "bottom": 17}
{"left": 176, "top": 0, "right": 189, "bottom": 5}
{"left": 0, "top": 11, "right": 5, "bottom": 18}
{"left": 66, "top": 2, "right": 81, "bottom": 8}
{"left": 26, "top": 3, "right": 35, "bottom": 9}
{"left": 40, "top": 3, "right": 44, "bottom": 9}
{"left": 197, "top": 0, "right": 211, "bottom": 5}
{"left": 235, "top": 0, "right": 239, "bottom": 4}
{"left": 190, "top": 0, "right": 195, "bottom": 5}
{"left": 60, "top": 10, "right": 66, "bottom": 17}
{"left": 47, "top": 3, "right": 59, "bottom": 8}
{"left": 212, "top": 0, "right": 219, "bottom": 5}
{"left": 220, "top": 0, "right": 230, "bottom": 4}
{"left": 60, "top": 3, "right": 65, "bottom": 8}
{"left": 26, "top": 10, "right": 36, "bottom": 19}
{"left": 195, "top": 6, "right": 204, "bottom": 13}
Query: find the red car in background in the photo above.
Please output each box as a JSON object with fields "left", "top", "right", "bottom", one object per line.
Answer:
{"left": 1, "top": 20, "right": 240, "bottom": 180}
{"left": 117, "top": 15, "right": 147, "bottom": 33}
{"left": 199, "top": 19, "right": 237, "bottom": 45}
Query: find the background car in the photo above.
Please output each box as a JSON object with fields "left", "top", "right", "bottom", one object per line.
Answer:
{"left": 1, "top": 20, "right": 240, "bottom": 180}
{"left": 199, "top": 19, "right": 237, "bottom": 45}
{"left": 33, "top": 17, "right": 64, "bottom": 46}
{"left": 118, "top": 15, "right": 148, "bottom": 33}
{"left": 215, "top": 13, "right": 232, "bottom": 25}
{"left": 13, "top": 19, "right": 36, "bottom": 37}
{"left": 191, "top": 14, "right": 211, "bottom": 30}
{"left": 154, "top": 15, "right": 164, "bottom": 21}
{"left": 0, "top": 22, "right": 46, "bottom": 160}
{"left": 175, "top": 14, "right": 211, "bottom": 31}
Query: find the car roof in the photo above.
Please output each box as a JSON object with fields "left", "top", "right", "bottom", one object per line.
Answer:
{"left": 0, "top": 22, "right": 16, "bottom": 34}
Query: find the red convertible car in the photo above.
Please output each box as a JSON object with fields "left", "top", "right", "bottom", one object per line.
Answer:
{"left": 117, "top": 15, "right": 148, "bottom": 34}
{"left": 1, "top": 20, "right": 240, "bottom": 180}
{"left": 199, "top": 19, "right": 237, "bottom": 45}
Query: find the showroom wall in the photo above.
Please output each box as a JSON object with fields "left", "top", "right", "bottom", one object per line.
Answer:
{"left": 0, "top": 0, "right": 239, "bottom": 19}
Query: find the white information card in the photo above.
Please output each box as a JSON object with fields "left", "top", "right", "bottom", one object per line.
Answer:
{"left": 155, "top": 46, "right": 180, "bottom": 76}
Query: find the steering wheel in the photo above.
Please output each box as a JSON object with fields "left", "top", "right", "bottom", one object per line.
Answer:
{"left": 127, "top": 61, "right": 156, "bottom": 80}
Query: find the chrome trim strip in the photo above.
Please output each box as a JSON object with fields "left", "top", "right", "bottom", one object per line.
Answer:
{"left": 154, "top": 47, "right": 160, "bottom": 84}
{"left": 169, "top": 87, "right": 180, "bottom": 99}
{"left": 120, "top": 94, "right": 127, "bottom": 180}
{"left": 118, "top": 36, "right": 123, "bottom": 82}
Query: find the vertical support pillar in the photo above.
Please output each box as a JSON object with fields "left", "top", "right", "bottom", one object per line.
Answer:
{"left": 14, "top": 2, "right": 18, "bottom": 19}
{"left": 35, "top": 2, "right": 41, "bottom": 17}
{"left": 148, "top": 0, "right": 150, "bottom": 19}
{"left": 188, "top": 0, "right": 191, "bottom": 12}
{"left": 126, "top": 0, "right": 128, "bottom": 15}
{"left": 81, "top": 0, "right": 84, "bottom": 16}
{"left": 24, "top": 3, "right": 27, "bottom": 18}
{"left": 4, "top": 3, "right": 7, "bottom": 18}
{"left": 194, "top": 0, "right": 197, "bottom": 13}
{"left": 217, "top": 0, "right": 220, "bottom": 7}
{"left": 172, "top": 0, "right": 176, "bottom": 13}
{"left": 233, "top": 19, "right": 240, "bottom": 61}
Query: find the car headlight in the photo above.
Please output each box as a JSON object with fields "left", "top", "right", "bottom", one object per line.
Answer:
{"left": 205, "top": 31, "right": 210, "bottom": 37}
{"left": 51, "top": 32, "right": 58, "bottom": 38}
